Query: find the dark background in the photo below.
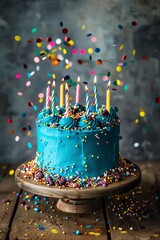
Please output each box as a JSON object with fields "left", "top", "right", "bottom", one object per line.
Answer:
{"left": 0, "top": 0, "right": 160, "bottom": 164}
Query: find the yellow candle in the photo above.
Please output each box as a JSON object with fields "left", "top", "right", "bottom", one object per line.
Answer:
{"left": 60, "top": 78, "right": 65, "bottom": 107}
{"left": 106, "top": 81, "right": 111, "bottom": 112}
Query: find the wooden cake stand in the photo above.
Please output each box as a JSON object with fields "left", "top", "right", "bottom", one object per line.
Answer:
{"left": 15, "top": 160, "right": 141, "bottom": 214}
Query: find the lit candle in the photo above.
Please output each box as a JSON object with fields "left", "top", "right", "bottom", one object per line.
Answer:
{"left": 85, "top": 85, "right": 90, "bottom": 115}
{"left": 60, "top": 78, "right": 65, "bottom": 108}
{"left": 94, "top": 76, "right": 98, "bottom": 112}
{"left": 51, "top": 81, "right": 55, "bottom": 115}
{"left": 46, "top": 81, "right": 51, "bottom": 108}
{"left": 76, "top": 76, "right": 80, "bottom": 104}
{"left": 106, "top": 81, "right": 111, "bottom": 112}
{"left": 65, "top": 83, "right": 69, "bottom": 117}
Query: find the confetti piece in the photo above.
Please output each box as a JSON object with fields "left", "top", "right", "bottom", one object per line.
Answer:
{"left": 153, "top": 234, "right": 159, "bottom": 237}
{"left": 28, "top": 102, "right": 33, "bottom": 107}
{"left": 116, "top": 66, "right": 122, "bottom": 72}
{"left": 7, "top": 118, "right": 13, "bottom": 123}
{"left": 139, "top": 108, "right": 146, "bottom": 117}
{"left": 118, "top": 24, "right": 123, "bottom": 30}
{"left": 79, "top": 49, "right": 86, "bottom": 55}
{"left": 132, "top": 49, "right": 136, "bottom": 55}
{"left": 26, "top": 81, "right": 31, "bottom": 87}
{"left": 95, "top": 48, "right": 100, "bottom": 53}
{"left": 27, "top": 142, "right": 32, "bottom": 149}
{"left": 90, "top": 36, "right": 97, "bottom": 43}
{"left": 14, "top": 35, "right": 21, "bottom": 41}
{"left": 124, "top": 84, "right": 129, "bottom": 91}
{"left": 31, "top": 27, "right": 37, "bottom": 33}
{"left": 15, "top": 73, "right": 21, "bottom": 79}
{"left": 134, "top": 142, "right": 139, "bottom": 148}
{"left": 62, "top": 28, "right": 68, "bottom": 34}
{"left": 56, "top": 38, "right": 61, "bottom": 45}
{"left": 17, "top": 92, "right": 23, "bottom": 96}
{"left": 121, "top": 231, "right": 127, "bottom": 234}
{"left": 51, "top": 229, "right": 58, "bottom": 234}
{"left": 119, "top": 45, "right": 124, "bottom": 50}
{"left": 81, "top": 24, "right": 85, "bottom": 30}
{"left": 34, "top": 57, "right": 40, "bottom": 63}
{"left": 102, "top": 76, "right": 108, "bottom": 81}
{"left": 9, "top": 169, "right": 15, "bottom": 175}
{"left": 131, "top": 21, "right": 137, "bottom": 26}
{"left": 38, "top": 93, "right": 44, "bottom": 98}
{"left": 15, "top": 136, "right": 20, "bottom": 142}
{"left": 122, "top": 55, "right": 126, "bottom": 60}
{"left": 96, "top": 59, "right": 102, "bottom": 65}
{"left": 9, "top": 130, "right": 14, "bottom": 134}
{"left": 155, "top": 97, "right": 160, "bottom": 104}
{"left": 88, "top": 48, "right": 93, "bottom": 54}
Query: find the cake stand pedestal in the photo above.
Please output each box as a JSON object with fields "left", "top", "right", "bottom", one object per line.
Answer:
{"left": 15, "top": 160, "right": 141, "bottom": 214}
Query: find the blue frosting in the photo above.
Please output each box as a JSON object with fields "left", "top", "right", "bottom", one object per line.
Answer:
{"left": 78, "top": 115, "right": 98, "bottom": 130}
{"left": 59, "top": 117, "right": 77, "bottom": 129}
{"left": 37, "top": 107, "right": 51, "bottom": 120}
{"left": 36, "top": 123, "right": 120, "bottom": 178}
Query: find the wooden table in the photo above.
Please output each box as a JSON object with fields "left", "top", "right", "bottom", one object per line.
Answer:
{"left": 0, "top": 161, "right": 160, "bottom": 240}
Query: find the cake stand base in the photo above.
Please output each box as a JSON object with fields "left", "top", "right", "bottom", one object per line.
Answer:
{"left": 15, "top": 159, "right": 141, "bottom": 213}
{"left": 57, "top": 198, "right": 100, "bottom": 213}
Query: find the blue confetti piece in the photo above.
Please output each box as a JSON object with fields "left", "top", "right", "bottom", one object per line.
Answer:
{"left": 27, "top": 142, "right": 32, "bottom": 149}
{"left": 27, "top": 72, "right": 31, "bottom": 78}
{"left": 21, "top": 113, "right": 27, "bottom": 118}
{"left": 47, "top": 73, "right": 52, "bottom": 77}
{"left": 95, "top": 47, "right": 100, "bottom": 53}
{"left": 118, "top": 24, "right": 123, "bottom": 30}
{"left": 33, "top": 105, "right": 37, "bottom": 110}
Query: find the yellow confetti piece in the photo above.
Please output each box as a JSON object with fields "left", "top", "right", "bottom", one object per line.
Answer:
{"left": 82, "top": 24, "right": 85, "bottom": 30}
{"left": 139, "top": 108, "right": 146, "bottom": 117}
{"left": 25, "top": 195, "right": 30, "bottom": 199}
{"left": 153, "top": 234, "right": 159, "bottom": 237}
{"left": 89, "top": 232, "right": 95, "bottom": 235}
{"left": 90, "top": 93, "right": 94, "bottom": 97}
{"left": 63, "top": 49, "right": 67, "bottom": 54}
{"left": 69, "top": 40, "right": 74, "bottom": 45}
{"left": 65, "top": 64, "right": 70, "bottom": 69}
{"left": 132, "top": 49, "right": 136, "bottom": 55}
{"left": 14, "top": 35, "right": 21, "bottom": 41}
{"left": 52, "top": 74, "right": 56, "bottom": 79}
{"left": 121, "top": 231, "right": 127, "bottom": 234}
{"left": 58, "top": 47, "right": 62, "bottom": 51}
{"left": 9, "top": 169, "right": 15, "bottom": 175}
{"left": 37, "top": 42, "right": 43, "bottom": 48}
{"left": 94, "top": 233, "right": 101, "bottom": 236}
{"left": 116, "top": 66, "right": 122, "bottom": 72}
{"left": 135, "top": 119, "right": 139, "bottom": 124}
{"left": 51, "top": 229, "right": 58, "bottom": 234}
{"left": 119, "top": 227, "right": 123, "bottom": 231}
{"left": 117, "top": 79, "right": 121, "bottom": 86}
{"left": 88, "top": 48, "right": 93, "bottom": 54}
{"left": 119, "top": 44, "right": 124, "bottom": 50}
{"left": 39, "top": 98, "right": 43, "bottom": 103}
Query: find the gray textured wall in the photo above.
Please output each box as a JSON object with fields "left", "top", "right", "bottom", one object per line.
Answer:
{"left": 0, "top": 0, "right": 160, "bottom": 164}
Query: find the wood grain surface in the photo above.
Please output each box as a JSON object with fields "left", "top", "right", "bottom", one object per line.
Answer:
{"left": 0, "top": 161, "right": 160, "bottom": 240}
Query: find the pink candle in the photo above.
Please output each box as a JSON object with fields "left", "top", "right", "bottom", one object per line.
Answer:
{"left": 76, "top": 76, "right": 80, "bottom": 104}
{"left": 65, "top": 83, "right": 69, "bottom": 117}
{"left": 46, "top": 81, "right": 51, "bottom": 108}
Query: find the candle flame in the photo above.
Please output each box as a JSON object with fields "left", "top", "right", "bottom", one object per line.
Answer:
{"left": 61, "top": 78, "right": 64, "bottom": 83}
{"left": 77, "top": 76, "right": 80, "bottom": 83}
{"left": 52, "top": 81, "right": 55, "bottom": 88}
{"left": 85, "top": 85, "right": 89, "bottom": 92}
{"left": 65, "top": 83, "right": 69, "bottom": 91}
{"left": 107, "top": 80, "right": 111, "bottom": 88}
{"left": 94, "top": 75, "right": 97, "bottom": 85}
{"left": 47, "top": 81, "right": 51, "bottom": 85}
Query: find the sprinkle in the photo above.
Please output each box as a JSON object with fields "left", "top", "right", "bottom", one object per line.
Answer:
{"left": 51, "top": 229, "right": 58, "bottom": 234}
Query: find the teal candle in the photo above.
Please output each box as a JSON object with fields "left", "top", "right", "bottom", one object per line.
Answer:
{"left": 51, "top": 81, "right": 55, "bottom": 115}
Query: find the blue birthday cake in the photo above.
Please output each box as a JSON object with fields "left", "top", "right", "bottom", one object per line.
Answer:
{"left": 36, "top": 104, "right": 120, "bottom": 181}
{"left": 20, "top": 77, "right": 137, "bottom": 188}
